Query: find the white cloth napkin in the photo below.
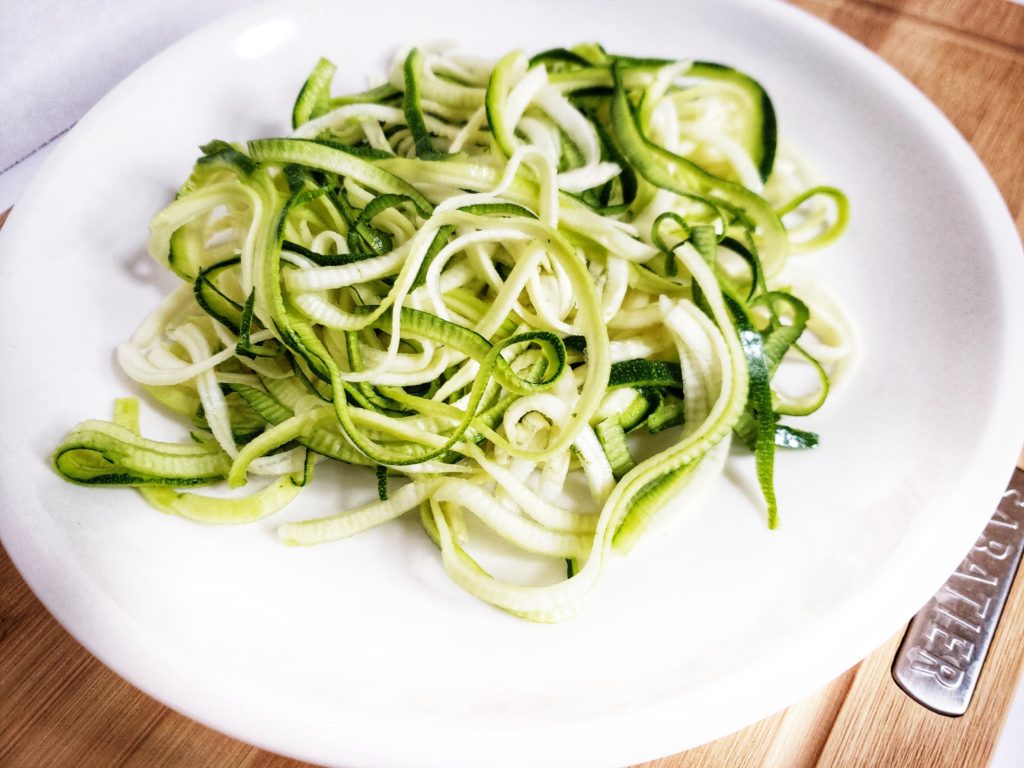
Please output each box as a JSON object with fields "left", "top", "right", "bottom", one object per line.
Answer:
{"left": 0, "top": 0, "right": 250, "bottom": 178}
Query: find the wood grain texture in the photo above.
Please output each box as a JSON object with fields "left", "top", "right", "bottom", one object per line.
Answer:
{"left": 2, "top": 1, "right": 1024, "bottom": 767}
{"left": 638, "top": 667, "right": 859, "bottom": 768}
{"left": 814, "top": 460, "right": 1024, "bottom": 768}
{"left": 646, "top": 455, "right": 1024, "bottom": 768}
{"left": 790, "top": 0, "right": 1024, "bottom": 220}
{"left": 0, "top": 546, "right": 310, "bottom": 768}
{"left": 859, "top": 0, "right": 1024, "bottom": 51}
{"left": 815, "top": 567, "right": 1024, "bottom": 768}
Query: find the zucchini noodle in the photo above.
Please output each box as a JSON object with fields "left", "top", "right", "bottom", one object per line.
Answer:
{"left": 52, "top": 43, "right": 853, "bottom": 621}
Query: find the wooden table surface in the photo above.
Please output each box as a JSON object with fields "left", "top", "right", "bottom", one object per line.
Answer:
{"left": 2, "top": 1, "right": 1024, "bottom": 766}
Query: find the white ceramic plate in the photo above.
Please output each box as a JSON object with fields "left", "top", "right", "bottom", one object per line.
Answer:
{"left": 2, "top": 1, "right": 1022, "bottom": 766}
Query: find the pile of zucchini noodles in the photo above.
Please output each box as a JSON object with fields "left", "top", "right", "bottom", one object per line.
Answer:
{"left": 53, "top": 43, "right": 852, "bottom": 621}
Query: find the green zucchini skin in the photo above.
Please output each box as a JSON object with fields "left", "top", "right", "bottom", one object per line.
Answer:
{"left": 51, "top": 42, "right": 850, "bottom": 622}
{"left": 689, "top": 61, "right": 778, "bottom": 182}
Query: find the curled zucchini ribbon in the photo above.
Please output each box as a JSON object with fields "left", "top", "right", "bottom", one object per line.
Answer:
{"left": 53, "top": 43, "right": 852, "bottom": 620}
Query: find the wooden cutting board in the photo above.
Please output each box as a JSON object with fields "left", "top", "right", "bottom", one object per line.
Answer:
{"left": 2, "top": 1, "right": 1023, "bottom": 766}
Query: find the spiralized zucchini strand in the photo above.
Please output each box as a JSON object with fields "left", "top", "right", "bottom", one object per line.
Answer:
{"left": 52, "top": 43, "right": 853, "bottom": 621}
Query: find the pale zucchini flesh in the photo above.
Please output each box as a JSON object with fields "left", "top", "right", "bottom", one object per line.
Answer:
{"left": 52, "top": 42, "right": 852, "bottom": 621}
